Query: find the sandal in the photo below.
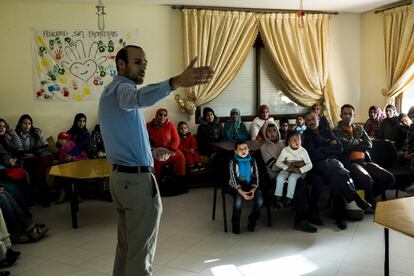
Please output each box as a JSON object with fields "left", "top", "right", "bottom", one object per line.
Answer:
{"left": 27, "top": 224, "right": 49, "bottom": 242}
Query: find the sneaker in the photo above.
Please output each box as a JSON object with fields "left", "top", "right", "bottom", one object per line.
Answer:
{"left": 282, "top": 198, "right": 292, "bottom": 208}
{"left": 232, "top": 223, "right": 240, "bottom": 235}
{"left": 197, "top": 163, "right": 206, "bottom": 171}
{"left": 272, "top": 197, "right": 282, "bottom": 209}
{"left": 189, "top": 166, "right": 199, "bottom": 173}
{"left": 294, "top": 220, "right": 317, "bottom": 233}
{"left": 335, "top": 219, "right": 347, "bottom": 230}
{"left": 247, "top": 222, "right": 256, "bottom": 232}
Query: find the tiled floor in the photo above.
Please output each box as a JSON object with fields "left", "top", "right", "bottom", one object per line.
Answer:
{"left": 6, "top": 188, "right": 414, "bottom": 276}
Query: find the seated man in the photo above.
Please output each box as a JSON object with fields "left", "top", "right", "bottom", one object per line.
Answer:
{"left": 146, "top": 108, "right": 186, "bottom": 181}
{"left": 260, "top": 121, "right": 316, "bottom": 233}
{"left": 333, "top": 104, "right": 394, "bottom": 209}
{"left": 302, "top": 111, "right": 371, "bottom": 230}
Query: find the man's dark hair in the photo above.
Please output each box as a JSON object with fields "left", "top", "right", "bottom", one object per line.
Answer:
{"left": 341, "top": 104, "right": 355, "bottom": 113}
{"left": 287, "top": 129, "right": 301, "bottom": 141}
{"left": 304, "top": 110, "right": 317, "bottom": 118}
{"left": 115, "top": 45, "right": 142, "bottom": 72}
{"left": 234, "top": 140, "right": 248, "bottom": 150}
{"left": 279, "top": 117, "right": 289, "bottom": 126}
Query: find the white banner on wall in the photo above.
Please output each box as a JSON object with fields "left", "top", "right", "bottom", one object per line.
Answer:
{"left": 32, "top": 29, "right": 138, "bottom": 101}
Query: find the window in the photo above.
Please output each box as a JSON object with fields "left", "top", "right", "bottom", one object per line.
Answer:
{"left": 401, "top": 83, "right": 414, "bottom": 114}
{"left": 199, "top": 36, "right": 308, "bottom": 122}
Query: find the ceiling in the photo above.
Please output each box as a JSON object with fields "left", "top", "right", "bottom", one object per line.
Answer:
{"left": 94, "top": 0, "right": 409, "bottom": 13}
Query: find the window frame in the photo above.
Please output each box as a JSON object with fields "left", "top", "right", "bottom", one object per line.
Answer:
{"left": 195, "top": 34, "right": 306, "bottom": 124}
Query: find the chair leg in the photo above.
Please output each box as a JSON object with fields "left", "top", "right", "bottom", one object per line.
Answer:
{"left": 395, "top": 189, "right": 399, "bottom": 198}
{"left": 222, "top": 190, "right": 228, "bottom": 232}
{"left": 267, "top": 205, "right": 272, "bottom": 227}
{"left": 381, "top": 192, "right": 387, "bottom": 201}
{"left": 212, "top": 185, "right": 217, "bottom": 220}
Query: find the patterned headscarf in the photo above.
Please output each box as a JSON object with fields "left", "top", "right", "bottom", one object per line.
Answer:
{"left": 369, "top": 105, "right": 385, "bottom": 121}
{"left": 259, "top": 105, "right": 270, "bottom": 120}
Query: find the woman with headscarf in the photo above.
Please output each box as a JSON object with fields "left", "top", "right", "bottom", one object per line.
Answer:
{"left": 364, "top": 105, "right": 385, "bottom": 138}
{"left": 15, "top": 114, "right": 51, "bottom": 207}
{"left": 196, "top": 107, "right": 224, "bottom": 156}
{"left": 223, "top": 108, "right": 250, "bottom": 142}
{"left": 250, "top": 105, "right": 275, "bottom": 141}
{"left": 377, "top": 104, "right": 405, "bottom": 148}
{"left": 146, "top": 108, "right": 186, "bottom": 180}
{"left": 67, "top": 113, "right": 90, "bottom": 158}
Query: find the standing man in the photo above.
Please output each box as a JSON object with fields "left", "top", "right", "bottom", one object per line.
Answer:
{"left": 333, "top": 104, "right": 394, "bottom": 208}
{"left": 99, "top": 45, "right": 213, "bottom": 276}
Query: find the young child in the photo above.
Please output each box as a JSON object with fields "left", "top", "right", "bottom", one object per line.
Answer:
{"left": 279, "top": 118, "right": 289, "bottom": 140}
{"left": 294, "top": 115, "right": 307, "bottom": 135}
{"left": 229, "top": 141, "right": 263, "bottom": 234}
{"left": 275, "top": 130, "right": 312, "bottom": 207}
{"left": 57, "top": 132, "right": 87, "bottom": 163}
{"left": 177, "top": 121, "right": 204, "bottom": 173}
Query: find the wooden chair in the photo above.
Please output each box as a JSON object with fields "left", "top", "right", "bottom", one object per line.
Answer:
{"left": 211, "top": 151, "right": 272, "bottom": 232}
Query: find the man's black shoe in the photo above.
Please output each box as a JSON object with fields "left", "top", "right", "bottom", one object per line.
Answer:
{"left": 354, "top": 197, "right": 372, "bottom": 210}
{"left": 336, "top": 219, "right": 347, "bottom": 230}
{"left": 294, "top": 220, "right": 317, "bottom": 233}
{"left": 232, "top": 223, "right": 240, "bottom": 234}
{"left": 247, "top": 222, "right": 256, "bottom": 232}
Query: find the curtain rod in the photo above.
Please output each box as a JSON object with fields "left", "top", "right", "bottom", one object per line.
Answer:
{"left": 171, "top": 5, "right": 339, "bottom": 15}
{"left": 374, "top": 0, "right": 412, "bottom": 13}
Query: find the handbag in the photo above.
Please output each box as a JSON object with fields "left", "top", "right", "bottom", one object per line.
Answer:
{"left": 3, "top": 167, "right": 27, "bottom": 181}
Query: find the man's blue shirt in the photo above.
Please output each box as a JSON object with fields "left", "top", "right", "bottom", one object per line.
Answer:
{"left": 98, "top": 75, "right": 173, "bottom": 166}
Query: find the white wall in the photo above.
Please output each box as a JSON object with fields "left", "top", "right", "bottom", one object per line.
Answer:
{"left": 0, "top": 1, "right": 371, "bottom": 138}
{"left": 330, "top": 13, "right": 361, "bottom": 120}
{"left": 360, "top": 11, "right": 388, "bottom": 120}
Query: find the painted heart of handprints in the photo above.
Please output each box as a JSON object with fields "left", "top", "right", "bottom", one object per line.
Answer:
{"left": 69, "top": 59, "right": 97, "bottom": 82}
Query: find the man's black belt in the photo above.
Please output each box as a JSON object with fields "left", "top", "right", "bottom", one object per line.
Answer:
{"left": 113, "top": 164, "right": 152, "bottom": 174}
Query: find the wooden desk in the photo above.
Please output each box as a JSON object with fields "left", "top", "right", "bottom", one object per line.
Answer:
{"left": 49, "top": 159, "right": 112, "bottom": 228}
{"left": 374, "top": 197, "right": 414, "bottom": 276}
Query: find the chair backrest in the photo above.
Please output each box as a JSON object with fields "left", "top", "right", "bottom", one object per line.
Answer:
{"left": 369, "top": 139, "right": 397, "bottom": 168}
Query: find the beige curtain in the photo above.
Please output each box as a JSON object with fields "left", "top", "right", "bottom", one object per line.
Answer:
{"left": 382, "top": 6, "right": 414, "bottom": 104}
{"left": 176, "top": 9, "right": 258, "bottom": 113}
{"left": 259, "top": 13, "right": 339, "bottom": 125}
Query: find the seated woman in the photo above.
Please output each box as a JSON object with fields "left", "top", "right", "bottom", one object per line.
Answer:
{"left": 146, "top": 108, "right": 186, "bottom": 180}
{"left": 0, "top": 119, "right": 31, "bottom": 204}
{"left": 223, "top": 108, "right": 250, "bottom": 142}
{"left": 88, "top": 124, "right": 105, "bottom": 159}
{"left": 377, "top": 104, "right": 405, "bottom": 149}
{"left": 250, "top": 105, "right": 275, "bottom": 141}
{"left": 197, "top": 107, "right": 224, "bottom": 156}
{"left": 0, "top": 190, "right": 48, "bottom": 244}
{"left": 0, "top": 209, "right": 21, "bottom": 271}
{"left": 67, "top": 113, "right": 90, "bottom": 159}
{"left": 311, "top": 103, "right": 330, "bottom": 130}
{"left": 364, "top": 105, "right": 385, "bottom": 138}
{"left": 15, "top": 114, "right": 51, "bottom": 207}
